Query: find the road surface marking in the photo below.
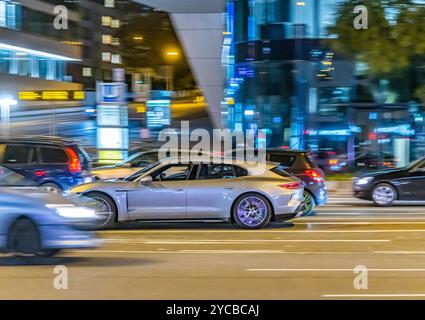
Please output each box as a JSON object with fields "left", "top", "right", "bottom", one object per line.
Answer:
{"left": 323, "top": 294, "right": 425, "bottom": 298}
{"left": 374, "top": 251, "right": 425, "bottom": 254}
{"left": 141, "top": 239, "right": 389, "bottom": 244}
{"left": 247, "top": 268, "right": 425, "bottom": 272}
{"left": 71, "top": 250, "right": 377, "bottom": 255}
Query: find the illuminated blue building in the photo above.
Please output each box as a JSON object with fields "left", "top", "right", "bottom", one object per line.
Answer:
{"left": 223, "top": 0, "right": 425, "bottom": 169}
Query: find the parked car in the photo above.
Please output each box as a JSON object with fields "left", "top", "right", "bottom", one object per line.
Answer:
{"left": 0, "top": 165, "right": 99, "bottom": 257}
{"left": 353, "top": 157, "right": 425, "bottom": 206}
{"left": 0, "top": 136, "right": 92, "bottom": 193}
{"left": 91, "top": 149, "right": 212, "bottom": 180}
{"left": 71, "top": 159, "right": 306, "bottom": 229}
{"left": 91, "top": 149, "right": 159, "bottom": 180}
{"left": 226, "top": 148, "right": 327, "bottom": 215}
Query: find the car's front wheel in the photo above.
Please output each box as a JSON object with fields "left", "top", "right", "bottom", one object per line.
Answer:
{"left": 85, "top": 192, "right": 117, "bottom": 229}
{"left": 233, "top": 193, "right": 272, "bottom": 229}
{"left": 8, "top": 218, "right": 41, "bottom": 255}
{"left": 372, "top": 183, "right": 397, "bottom": 206}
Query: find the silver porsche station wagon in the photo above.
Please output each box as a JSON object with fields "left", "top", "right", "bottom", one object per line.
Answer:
{"left": 70, "top": 158, "right": 305, "bottom": 229}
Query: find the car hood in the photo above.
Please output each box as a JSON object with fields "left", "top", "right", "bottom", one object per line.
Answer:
{"left": 0, "top": 186, "right": 75, "bottom": 205}
{"left": 91, "top": 167, "right": 139, "bottom": 179}
{"left": 70, "top": 180, "right": 131, "bottom": 194}
{"left": 360, "top": 168, "right": 408, "bottom": 179}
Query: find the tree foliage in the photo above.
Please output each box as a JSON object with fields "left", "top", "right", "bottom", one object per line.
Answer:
{"left": 329, "top": 0, "right": 425, "bottom": 76}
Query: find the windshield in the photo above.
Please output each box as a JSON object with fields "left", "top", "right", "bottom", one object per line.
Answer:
{"left": 124, "top": 161, "right": 161, "bottom": 181}
{"left": 0, "top": 166, "right": 36, "bottom": 187}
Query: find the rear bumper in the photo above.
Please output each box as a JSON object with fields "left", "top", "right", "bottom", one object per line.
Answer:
{"left": 274, "top": 201, "right": 306, "bottom": 222}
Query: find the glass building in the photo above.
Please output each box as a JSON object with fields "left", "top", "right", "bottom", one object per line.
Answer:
{"left": 224, "top": 0, "right": 425, "bottom": 172}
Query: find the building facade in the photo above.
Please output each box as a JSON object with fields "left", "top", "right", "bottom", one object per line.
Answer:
{"left": 223, "top": 0, "right": 425, "bottom": 170}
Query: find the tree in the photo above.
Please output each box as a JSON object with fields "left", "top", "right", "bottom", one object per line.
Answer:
{"left": 329, "top": 0, "right": 425, "bottom": 103}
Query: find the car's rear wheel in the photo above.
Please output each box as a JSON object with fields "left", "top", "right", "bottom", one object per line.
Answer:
{"left": 300, "top": 191, "right": 316, "bottom": 216}
{"left": 372, "top": 183, "right": 397, "bottom": 206}
{"left": 41, "top": 182, "right": 62, "bottom": 194}
{"left": 233, "top": 193, "right": 272, "bottom": 229}
{"left": 85, "top": 192, "right": 117, "bottom": 229}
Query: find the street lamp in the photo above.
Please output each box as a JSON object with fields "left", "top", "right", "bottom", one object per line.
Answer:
{"left": 164, "top": 49, "right": 180, "bottom": 92}
{"left": 0, "top": 96, "right": 17, "bottom": 138}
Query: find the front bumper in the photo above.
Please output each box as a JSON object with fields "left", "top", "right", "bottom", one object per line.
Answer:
{"left": 40, "top": 225, "right": 101, "bottom": 250}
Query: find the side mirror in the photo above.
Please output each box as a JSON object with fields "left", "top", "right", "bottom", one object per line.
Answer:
{"left": 139, "top": 175, "right": 153, "bottom": 185}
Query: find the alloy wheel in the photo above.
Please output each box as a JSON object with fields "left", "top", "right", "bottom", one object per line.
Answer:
{"left": 372, "top": 185, "right": 395, "bottom": 206}
{"left": 237, "top": 196, "right": 268, "bottom": 227}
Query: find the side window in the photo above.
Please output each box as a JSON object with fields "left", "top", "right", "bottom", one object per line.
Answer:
{"left": 132, "top": 152, "right": 158, "bottom": 167}
{"left": 39, "top": 147, "right": 69, "bottom": 164}
{"left": 234, "top": 166, "right": 248, "bottom": 177}
{"left": 268, "top": 154, "right": 296, "bottom": 169}
{"left": 4, "top": 145, "right": 31, "bottom": 164}
{"left": 152, "top": 164, "right": 191, "bottom": 181}
{"left": 199, "top": 164, "right": 235, "bottom": 180}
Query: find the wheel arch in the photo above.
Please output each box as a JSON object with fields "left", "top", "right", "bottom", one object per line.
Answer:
{"left": 82, "top": 190, "right": 119, "bottom": 222}
{"left": 230, "top": 191, "right": 275, "bottom": 223}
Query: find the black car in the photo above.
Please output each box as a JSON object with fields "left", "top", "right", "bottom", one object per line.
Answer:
{"left": 353, "top": 157, "right": 425, "bottom": 206}
{"left": 0, "top": 136, "right": 92, "bottom": 193}
{"left": 228, "top": 148, "right": 327, "bottom": 215}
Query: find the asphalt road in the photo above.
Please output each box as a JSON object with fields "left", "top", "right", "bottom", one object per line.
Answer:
{"left": 1, "top": 195, "right": 425, "bottom": 299}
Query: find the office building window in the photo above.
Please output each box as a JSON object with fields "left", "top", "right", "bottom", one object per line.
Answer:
{"left": 82, "top": 67, "right": 92, "bottom": 77}
{"left": 102, "top": 34, "right": 112, "bottom": 45}
{"left": 111, "top": 54, "right": 121, "bottom": 64}
{"left": 111, "top": 19, "right": 120, "bottom": 28}
{"left": 0, "top": 0, "right": 20, "bottom": 30}
{"left": 104, "top": 0, "right": 115, "bottom": 8}
{"left": 101, "top": 16, "right": 111, "bottom": 26}
{"left": 102, "top": 52, "right": 111, "bottom": 62}
{"left": 112, "top": 37, "right": 120, "bottom": 46}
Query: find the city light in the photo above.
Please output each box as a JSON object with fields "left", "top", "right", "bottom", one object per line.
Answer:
{"left": 0, "top": 42, "right": 81, "bottom": 61}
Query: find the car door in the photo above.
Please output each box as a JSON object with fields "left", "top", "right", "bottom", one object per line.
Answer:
{"left": 186, "top": 163, "right": 244, "bottom": 220}
{"left": 126, "top": 163, "right": 192, "bottom": 220}
{"left": 397, "top": 161, "right": 425, "bottom": 200}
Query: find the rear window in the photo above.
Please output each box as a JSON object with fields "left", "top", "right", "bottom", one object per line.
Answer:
{"left": 268, "top": 154, "right": 296, "bottom": 168}
{"left": 40, "top": 147, "right": 68, "bottom": 164}
{"left": 234, "top": 165, "right": 248, "bottom": 177}
{"left": 270, "top": 165, "right": 291, "bottom": 177}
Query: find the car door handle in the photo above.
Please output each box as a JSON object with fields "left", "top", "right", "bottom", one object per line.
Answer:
{"left": 175, "top": 188, "right": 184, "bottom": 191}
{"left": 224, "top": 187, "right": 234, "bottom": 190}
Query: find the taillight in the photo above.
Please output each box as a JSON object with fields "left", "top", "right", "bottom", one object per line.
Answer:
{"left": 279, "top": 181, "right": 303, "bottom": 190}
{"left": 304, "top": 169, "right": 324, "bottom": 182}
{"left": 328, "top": 159, "right": 338, "bottom": 165}
{"left": 66, "top": 147, "right": 81, "bottom": 173}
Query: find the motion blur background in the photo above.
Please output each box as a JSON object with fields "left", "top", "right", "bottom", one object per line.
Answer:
{"left": 0, "top": 0, "right": 424, "bottom": 174}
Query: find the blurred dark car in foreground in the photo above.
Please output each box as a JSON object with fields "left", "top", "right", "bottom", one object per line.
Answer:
{"left": 353, "top": 157, "right": 425, "bottom": 206}
{"left": 227, "top": 149, "right": 327, "bottom": 215}
{"left": 0, "top": 166, "right": 99, "bottom": 257}
{"left": 0, "top": 136, "right": 92, "bottom": 193}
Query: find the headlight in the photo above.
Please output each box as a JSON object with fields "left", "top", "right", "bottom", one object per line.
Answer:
{"left": 356, "top": 177, "right": 373, "bottom": 185}
{"left": 46, "top": 204, "right": 98, "bottom": 219}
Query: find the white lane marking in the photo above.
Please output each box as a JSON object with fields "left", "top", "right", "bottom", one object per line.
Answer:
{"left": 101, "top": 224, "right": 425, "bottom": 234}
{"left": 142, "top": 239, "right": 389, "bottom": 244}
{"left": 323, "top": 294, "right": 425, "bottom": 298}
{"left": 71, "top": 250, "right": 376, "bottom": 255}
{"left": 247, "top": 268, "right": 425, "bottom": 272}
{"left": 374, "top": 251, "right": 425, "bottom": 254}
